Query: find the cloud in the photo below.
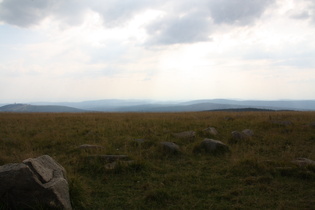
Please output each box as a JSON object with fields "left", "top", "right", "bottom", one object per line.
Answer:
{"left": 1, "top": 0, "right": 92, "bottom": 28}
{"left": 287, "top": 0, "right": 315, "bottom": 25}
{"left": 309, "top": 0, "right": 315, "bottom": 24}
{"left": 0, "top": 0, "right": 52, "bottom": 27}
{"left": 0, "top": 0, "right": 154, "bottom": 28}
{"left": 146, "top": 12, "right": 213, "bottom": 45}
{"left": 90, "top": 0, "right": 157, "bottom": 27}
{"left": 0, "top": 0, "right": 88, "bottom": 27}
{"left": 291, "top": 11, "right": 311, "bottom": 20}
{"left": 144, "top": 0, "right": 276, "bottom": 45}
{"left": 1, "top": 0, "right": 276, "bottom": 44}
{"left": 207, "top": 0, "right": 275, "bottom": 25}
{"left": 0, "top": 0, "right": 274, "bottom": 29}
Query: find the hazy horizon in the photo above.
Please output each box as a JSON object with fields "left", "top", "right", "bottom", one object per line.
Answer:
{"left": 1, "top": 0, "right": 315, "bottom": 103}
{"left": 1, "top": 98, "right": 315, "bottom": 106}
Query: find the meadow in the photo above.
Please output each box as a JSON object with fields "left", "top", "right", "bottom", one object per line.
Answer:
{"left": 0, "top": 111, "right": 314, "bottom": 209}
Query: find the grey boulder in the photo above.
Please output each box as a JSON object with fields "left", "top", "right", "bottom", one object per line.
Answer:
{"left": 0, "top": 155, "right": 72, "bottom": 209}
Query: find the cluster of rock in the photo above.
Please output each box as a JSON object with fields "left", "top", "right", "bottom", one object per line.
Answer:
{"left": 161, "top": 127, "right": 227, "bottom": 155}
{"left": 155, "top": 127, "right": 253, "bottom": 155}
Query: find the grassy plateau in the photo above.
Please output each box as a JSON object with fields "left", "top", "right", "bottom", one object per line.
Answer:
{"left": 0, "top": 111, "right": 314, "bottom": 209}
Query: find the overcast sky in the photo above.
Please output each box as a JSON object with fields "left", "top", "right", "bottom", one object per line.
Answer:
{"left": 1, "top": 0, "right": 315, "bottom": 103}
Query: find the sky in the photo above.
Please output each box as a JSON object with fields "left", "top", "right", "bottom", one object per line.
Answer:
{"left": 1, "top": 0, "right": 315, "bottom": 103}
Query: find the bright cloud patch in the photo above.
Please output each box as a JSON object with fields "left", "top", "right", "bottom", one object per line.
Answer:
{"left": 0, "top": 0, "right": 314, "bottom": 102}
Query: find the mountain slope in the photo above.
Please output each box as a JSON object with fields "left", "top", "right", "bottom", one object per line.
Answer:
{"left": 0, "top": 104, "right": 88, "bottom": 113}
{"left": 180, "top": 99, "right": 315, "bottom": 111}
{"left": 2, "top": 99, "right": 315, "bottom": 112}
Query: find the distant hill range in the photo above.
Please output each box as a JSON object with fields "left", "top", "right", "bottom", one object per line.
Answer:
{"left": 1, "top": 99, "right": 315, "bottom": 113}
{"left": 0, "top": 104, "right": 87, "bottom": 113}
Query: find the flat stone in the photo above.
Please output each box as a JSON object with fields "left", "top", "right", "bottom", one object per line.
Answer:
{"left": 104, "top": 160, "right": 135, "bottom": 170}
{"left": 78, "top": 144, "right": 103, "bottom": 149}
{"left": 87, "top": 155, "right": 130, "bottom": 163}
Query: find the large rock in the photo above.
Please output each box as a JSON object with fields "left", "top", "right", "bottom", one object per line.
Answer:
{"left": 0, "top": 155, "right": 72, "bottom": 209}
{"left": 193, "top": 139, "right": 230, "bottom": 155}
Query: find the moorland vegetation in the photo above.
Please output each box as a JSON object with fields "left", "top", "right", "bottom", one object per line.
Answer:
{"left": 0, "top": 111, "right": 314, "bottom": 209}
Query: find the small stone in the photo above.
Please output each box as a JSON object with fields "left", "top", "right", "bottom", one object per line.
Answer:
{"left": 309, "top": 122, "right": 315, "bottom": 128}
{"left": 104, "top": 160, "right": 135, "bottom": 170}
{"left": 78, "top": 144, "right": 103, "bottom": 149}
{"left": 159, "top": 142, "right": 181, "bottom": 155}
{"left": 172, "top": 131, "right": 195, "bottom": 140}
{"left": 272, "top": 121, "right": 293, "bottom": 126}
{"left": 203, "top": 127, "right": 218, "bottom": 136}
{"left": 134, "top": 139, "right": 145, "bottom": 143}
{"left": 193, "top": 139, "right": 230, "bottom": 155}
{"left": 292, "top": 158, "right": 315, "bottom": 167}
{"left": 242, "top": 129, "right": 254, "bottom": 137}
{"left": 87, "top": 155, "right": 130, "bottom": 163}
{"left": 229, "top": 131, "right": 247, "bottom": 144}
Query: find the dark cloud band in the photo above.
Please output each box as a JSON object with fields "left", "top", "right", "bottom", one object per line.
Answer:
{"left": 0, "top": 0, "right": 278, "bottom": 45}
